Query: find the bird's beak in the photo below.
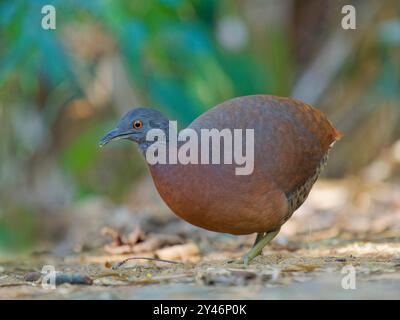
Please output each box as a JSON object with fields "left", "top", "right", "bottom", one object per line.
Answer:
{"left": 98, "top": 128, "right": 130, "bottom": 147}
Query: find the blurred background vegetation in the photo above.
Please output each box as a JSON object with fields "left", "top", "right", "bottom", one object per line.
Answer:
{"left": 0, "top": 0, "right": 399, "bottom": 254}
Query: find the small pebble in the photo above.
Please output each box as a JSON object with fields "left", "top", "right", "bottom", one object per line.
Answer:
{"left": 24, "top": 272, "right": 42, "bottom": 282}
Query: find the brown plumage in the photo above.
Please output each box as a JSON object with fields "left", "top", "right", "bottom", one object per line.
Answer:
{"left": 100, "top": 94, "right": 341, "bottom": 263}
{"left": 149, "top": 95, "right": 340, "bottom": 235}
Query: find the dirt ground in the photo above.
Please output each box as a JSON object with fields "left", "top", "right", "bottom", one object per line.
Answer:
{"left": 1, "top": 178, "right": 400, "bottom": 299}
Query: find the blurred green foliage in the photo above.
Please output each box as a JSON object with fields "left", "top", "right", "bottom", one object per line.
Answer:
{"left": 0, "top": 206, "right": 38, "bottom": 253}
{"left": 0, "top": 2, "right": 286, "bottom": 188}
{"left": 0, "top": 0, "right": 281, "bottom": 121}
{"left": 1, "top": 0, "right": 289, "bottom": 251}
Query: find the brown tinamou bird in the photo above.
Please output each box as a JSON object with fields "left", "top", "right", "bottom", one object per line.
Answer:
{"left": 99, "top": 95, "right": 341, "bottom": 264}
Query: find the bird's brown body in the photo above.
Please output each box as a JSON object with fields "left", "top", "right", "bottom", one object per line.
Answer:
{"left": 148, "top": 95, "right": 341, "bottom": 235}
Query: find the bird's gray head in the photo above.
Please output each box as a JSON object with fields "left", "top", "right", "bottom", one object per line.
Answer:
{"left": 99, "top": 108, "right": 169, "bottom": 152}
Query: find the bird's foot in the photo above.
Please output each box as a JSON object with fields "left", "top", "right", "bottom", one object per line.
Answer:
{"left": 225, "top": 258, "right": 238, "bottom": 264}
{"left": 225, "top": 255, "right": 250, "bottom": 266}
{"left": 226, "top": 229, "right": 280, "bottom": 266}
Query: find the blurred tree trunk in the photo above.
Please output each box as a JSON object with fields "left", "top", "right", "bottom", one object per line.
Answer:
{"left": 291, "top": 0, "right": 334, "bottom": 67}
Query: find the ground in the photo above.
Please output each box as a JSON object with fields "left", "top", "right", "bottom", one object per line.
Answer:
{"left": 0, "top": 178, "right": 399, "bottom": 299}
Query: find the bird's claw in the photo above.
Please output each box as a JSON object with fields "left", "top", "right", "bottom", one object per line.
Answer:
{"left": 225, "top": 255, "right": 250, "bottom": 266}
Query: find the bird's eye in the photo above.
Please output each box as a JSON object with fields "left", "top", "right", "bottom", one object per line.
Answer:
{"left": 133, "top": 120, "right": 143, "bottom": 129}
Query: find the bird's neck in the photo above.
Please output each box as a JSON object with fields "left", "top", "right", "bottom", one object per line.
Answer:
{"left": 137, "top": 126, "right": 186, "bottom": 185}
{"left": 138, "top": 139, "right": 185, "bottom": 164}
{"left": 137, "top": 123, "right": 184, "bottom": 158}
{"left": 137, "top": 140, "right": 158, "bottom": 155}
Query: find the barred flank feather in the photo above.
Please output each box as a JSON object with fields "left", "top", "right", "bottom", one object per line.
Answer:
{"left": 284, "top": 151, "right": 330, "bottom": 222}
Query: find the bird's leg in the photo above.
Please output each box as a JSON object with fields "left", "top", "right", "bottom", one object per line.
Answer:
{"left": 239, "top": 228, "right": 280, "bottom": 265}
{"left": 253, "top": 232, "right": 265, "bottom": 247}
{"left": 226, "top": 232, "right": 264, "bottom": 264}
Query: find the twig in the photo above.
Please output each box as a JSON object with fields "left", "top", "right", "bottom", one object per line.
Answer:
{"left": 112, "top": 257, "right": 184, "bottom": 269}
